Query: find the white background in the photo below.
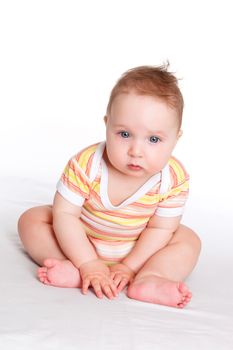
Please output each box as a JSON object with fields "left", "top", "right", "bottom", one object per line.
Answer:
{"left": 0, "top": 4, "right": 233, "bottom": 347}
{"left": 0, "top": 0, "right": 232, "bottom": 226}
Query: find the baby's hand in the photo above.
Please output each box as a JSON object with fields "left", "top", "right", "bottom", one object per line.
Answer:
{"left": 110, "top": 263, "right": 135, "bottom": 292}
{"left": 79, "top": 259, "right": 118, "bottom": 300}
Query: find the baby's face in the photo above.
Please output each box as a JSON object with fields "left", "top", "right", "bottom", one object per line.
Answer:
{"left": 105, "top": 92, "right": 181, "bottom": 179}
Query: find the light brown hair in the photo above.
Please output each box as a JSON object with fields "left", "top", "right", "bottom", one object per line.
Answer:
{"left": 106, "top": 64, "right": 184, "bottom": 128}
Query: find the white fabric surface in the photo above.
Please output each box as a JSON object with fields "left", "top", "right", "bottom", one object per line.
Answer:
{"left": 1, "top": 177, "right": 233, "bottom": 350}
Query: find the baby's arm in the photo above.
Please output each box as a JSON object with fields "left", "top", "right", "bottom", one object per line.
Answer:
{"left": 53, "top": 192, "right": 97, "bottom": 266}
{"left": 122, "top": 215, "right": 182, "bottom": 273}
{"left": 110, "top": 215, "right": 181, "bottom": 292}
{"left": 52, "top": 192, "right": 118, "bottom": 299}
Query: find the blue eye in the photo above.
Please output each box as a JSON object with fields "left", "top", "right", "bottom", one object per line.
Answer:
{"left": 120, "top": 131, "right": 130, "bottom": 138}
{"left": 150, "top": 136, "right": 160, "bottom": 143}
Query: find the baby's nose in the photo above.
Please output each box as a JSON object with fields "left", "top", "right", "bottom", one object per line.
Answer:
{"left": 128, "top": 142, "right": 143, "bottom": 157}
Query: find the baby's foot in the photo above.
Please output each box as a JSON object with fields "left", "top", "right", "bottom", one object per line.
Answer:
{"left": 37, "top": 259, "right": 81, "bottom": 288}
{"left": 127, "top": 275, "right": 192, "bottom": 308}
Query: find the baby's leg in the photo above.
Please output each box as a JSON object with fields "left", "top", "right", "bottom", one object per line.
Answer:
{"left": 127, "top": 225, "right": 201, "bottom": 308}
{"left": 18, "top": 206, "right": 81, "bottom": 288}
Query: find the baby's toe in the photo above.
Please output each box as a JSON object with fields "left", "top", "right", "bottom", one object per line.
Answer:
{"left": 38, "top": 267, "right": 47, "bottom": 274}
{"left": 179, "top": 293, "right": 192, "bottom": 307}
{"left": 177, "top": 302, "right": 185, "bottom": 308}
{"left": 43, "top": 258, "right": 59, "bottom": 268}
{"left": 184, "top": 293, "right": 192, "bottom": 303}
{"left": 38, "top": 274, "right": 45, "bottom": 282}
{"left": 37, "top": 267, "right": 46, "bottom": 277}
{"left": 38, "top": 273, "right": 51, "bottom": 284}
{"left": 178, "top": 282, "right": 189, "bottom": 294}
{"left": 37, "top": 267, "right": 50, "bottom": 284}
{"left": 43, "top": 278, "right": 51, "bottom": 285}
{"left": 176, "top": 282, "right": 192, "bottom": 307}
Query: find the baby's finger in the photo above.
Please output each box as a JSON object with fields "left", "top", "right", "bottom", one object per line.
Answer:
{"left": 117, "top": 278, "right": 128, "bottom": 292}
{"left": 113, "top": 274, "right": 122, "bottom": 287}
{"left": 102, "top": 283, "right": 115, "bottom": 300}
{"left": 91, "top": 278, "right": 103, "bottom": 299}
{"left": 109, "top": 279, "right": 119, "bottom": 297}
{"left": 110, "top": 272, "right": 116, "bottom": 280}
{"left": 82, "top": 278, "right": 90, "bottom": 295}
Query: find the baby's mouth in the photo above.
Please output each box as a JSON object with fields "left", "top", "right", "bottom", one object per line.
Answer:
{"left": 127, "top": 164, "right": 142, "bottom": 171}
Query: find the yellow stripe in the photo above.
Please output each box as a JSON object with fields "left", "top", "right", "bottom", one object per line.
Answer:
{"left": 169, "top": 158, "right": 185, "bottom": 183}
{"left": 89, "top": 210, "right": 149, "bottom": 226}
{"left": 78, "top": 144, "right": 97, "bottom": 171}
{"left": 83, "top": 226, "right": 138, "bottom": 241}
{"left": 64, "top": 167, "right": 89, "bottom": 194}
{"left": 137, "top": 193, "right": 160, "bottom": 204}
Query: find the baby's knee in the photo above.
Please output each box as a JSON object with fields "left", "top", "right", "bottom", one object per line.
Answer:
{"left": 192, "top": 231, "right": 202, "bottom": 253}
{"left": 18, "top": 206, "right": 50, "bottom": 238}
{"left": 173, "top": 225, "right": 201, "bottom": 256}
{"left": 181, "top": 226, "right": 202, "bottom": 255}
{"left": 18, "top": 208, "right": 37, "bottom": 236}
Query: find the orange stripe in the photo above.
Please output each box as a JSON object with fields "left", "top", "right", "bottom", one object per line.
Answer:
{"left": 67, "top": 162, "right": 90, "bottom": 187}
{"left": 81, "top": 220, "right": 140, "bottom": 240}
{"left": 86, "top": 153, "right": 94, "bottom": 177}
{"left": 61, "top": 175, "right": 89, "bottom": 199}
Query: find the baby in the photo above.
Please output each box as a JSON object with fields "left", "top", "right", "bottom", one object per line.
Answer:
{"left": 18, "top": 65, "right": 201, "bottom": 308}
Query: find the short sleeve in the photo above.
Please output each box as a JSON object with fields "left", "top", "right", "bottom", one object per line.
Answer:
{"left": 155, "top": 157, "right": 189, "bottom": 217}
{"left": 56, "top": 149, "right": 93, "bottom": 206}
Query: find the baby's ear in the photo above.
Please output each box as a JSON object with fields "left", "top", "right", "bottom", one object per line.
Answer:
{"left": 104, "top": 116, "right": 108, "bottom": 125}
{"left": 178, "top": 129, "right": 183, "bottom": 138}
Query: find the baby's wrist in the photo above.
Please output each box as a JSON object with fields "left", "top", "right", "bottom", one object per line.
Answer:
{"left": 121, "top": 260, "right": 137, "bottom": 274}
{"left": 78, "top": 258, "right": 101, "bottom": 270}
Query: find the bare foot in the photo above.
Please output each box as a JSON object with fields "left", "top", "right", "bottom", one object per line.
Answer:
{"left": 37, "top": 259, "right": 81, "bottom": 288}
{"left": 127, "top": 275, "right": 192, "bottom": 308}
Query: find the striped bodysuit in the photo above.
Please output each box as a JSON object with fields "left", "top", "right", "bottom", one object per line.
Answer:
{"left": 57, "top": 142, "right": 189, "bottom": 265}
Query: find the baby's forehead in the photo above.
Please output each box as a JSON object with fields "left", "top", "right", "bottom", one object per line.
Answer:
{"left": 108, "top": 92, "right": 181, "bottom": 130}
{"left": 111, "top": 91, "right": 172, "bottom": 108}
{"left": 110, "top": 92, "right": 177, "bottom": 115}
